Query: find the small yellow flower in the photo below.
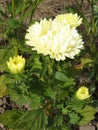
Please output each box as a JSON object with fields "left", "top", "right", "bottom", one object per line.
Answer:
{"left": 76, "top": 86, "right": 90, "bottom": 100}
{"left": 55, "top": 13, "right": 82, "bottom": 28}
{"left": 7, "top": 55, "right": 25, "bottom": 74}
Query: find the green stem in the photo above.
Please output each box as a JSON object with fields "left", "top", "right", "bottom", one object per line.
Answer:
{"left": 29, "top": 0, "right": 43, "bottom": 24}
{"left": 88, "top": 0, "right": 96, "bottom": 55}
{"left": 21, "top": 0, "right": 26, "bottom": 22}
{"left": 74, "top": 0, "right": 96, "bottom": 55}
{"left": 74, "top": 0, "right": 90, "bottom": 35}
{"left": 12, "top": 0, "right": 15, "bottom": 17}
{"left": 47, "top": 59, "right": 54, "bottom": 88}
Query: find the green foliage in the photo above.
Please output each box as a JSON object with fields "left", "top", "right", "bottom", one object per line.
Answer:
{"left": 44, "top": 88, "right": 56, "bottom": 99}
{"left": 0, "top": 109, "right": 47, "bottom": 130}
{"left": 69, "top": 112, "right": 80, "bottom": 124}
{"left": 8, "top": 89, "right": 31, "bottom": 106}
{"left": 79, "top": 105, "right": 97, "bottom": 126}
{"left": 0, "top": 42, "right": 17, "bottom": 72}
{"left": 0, "top": 110, "right": 24, "bottom": 129}
{"left": 55, "top": 71, "right": 76, "bottom": 88}
{"left": 0, "top": 75, "right": 7, "bottom": 97}
{"left": 55, "top": 71, "right": 69, "bottom": 82}
{"left": 46, "top": 125, "right": 71, "bottom": 130}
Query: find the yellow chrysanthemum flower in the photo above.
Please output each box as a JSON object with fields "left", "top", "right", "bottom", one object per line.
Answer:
{"left": 76, "top": 86, "right": 90, "bottom": 100}
{"left": 25, "top": 14, "right": 83, "bottom": 61}
{"left": 55, "top": 13, "right": 82, "bottom": 28}
{"left": 7, "top": 55, "right": 25, "bottom": 74}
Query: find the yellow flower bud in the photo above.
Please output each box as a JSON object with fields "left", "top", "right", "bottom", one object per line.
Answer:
{"left": 7, "top": 55, "right": 25, "bottom": 74}
{"left": 76, "top": 86, "right": 90, "bottom": 100}
{"left": 55, "top": 13, "right": 82, "bottom": 28}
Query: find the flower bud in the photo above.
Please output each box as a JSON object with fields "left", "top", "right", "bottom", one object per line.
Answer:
{"left": 55, "top": 13, "right": 82, "bottom": 28}
{"left": 76, "top": 86, "right": 90, "bottom": 100}
{"left": 7, "top": 55, "right": 25, "bottom": 74}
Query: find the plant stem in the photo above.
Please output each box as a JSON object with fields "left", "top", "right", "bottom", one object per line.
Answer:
{"left": 29, "top": 0, "right": 43, "bottom": 24}
{"left": 12, "top": 0, "right": 15, "bottom": 17}
{"left": 74, "top": 0, "right": 96, "bottom": 55}
{"left": 74, "top": 0, "right": 90, "bottom": 34}
{"left": 21, "top": 0, "right": 26, "bottom": 22}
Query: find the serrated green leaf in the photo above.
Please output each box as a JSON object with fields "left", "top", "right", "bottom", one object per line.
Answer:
{"left": 8, "top": 89, "right": 31, "bottom": 106}
{"left": 79, "top": 105, "right": 97, "bottom": 117}
{"left": 0, "top": 109, "right": 47, "bottom": 130}
{"left": 56, "top": 90, "right": 68, "bottom": 100}
{"left": 0, "top": 110, "right": 24, "bottom": 129}
{"left": 17, "top": 109, "right": 47, "bottom": 130}
{"left": 32, "top": 57, "right": 42, "bottom": 69}
{"left": 30, "top": 94, "right": 41, "bottom": 108}
{"left": 6, "top": 18, "right": 22, "bottom": 29}
{"left": 54, "top": 115, "right": 63, "bottom": 127}
{"left": 69, "top": 112, "right": 80, "bottom": 124}
{"left": 46, "top": 125, "right": 71, "bottom": 130}
{"left": 79, "top": 105, "right": 97, "bottom": 126}
{"left": 44, "top": 88, "right": 56, "bottom": 99}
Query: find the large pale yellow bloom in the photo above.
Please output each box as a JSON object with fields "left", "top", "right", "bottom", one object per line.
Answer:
{"left": 55, "top": 13, "right": 82, "bottom": 28}
{"left": 7, "top": 55, "right": 25, "bottom": 74}
{"left": 76, "top": 86, "right": 90, "bottom": 100}
{"left": 25, "top": 14, "right": 83, "bottom": 61}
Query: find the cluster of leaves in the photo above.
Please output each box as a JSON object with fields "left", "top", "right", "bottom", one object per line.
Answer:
{"left": 0, "top": 0, "right": 98, "bottom": 130}
{"left": 0, "top": 0, "right": 42, "bottom": 71}
{"left": 64, "top": 0, "right": 98, "bottom": 98}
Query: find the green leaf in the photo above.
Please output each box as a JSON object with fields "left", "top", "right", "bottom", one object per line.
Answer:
{"left": 46, "top": 125, "right": 71, "bottom": 130}
{"left": 44, "top": 88, "right": 56, "bottom": 99}
{"left": 63, "top": 78, "right": 75, "bottom": 88}
{"left": 8, "top": 89, "right": 31, "bottom": 106}
{"left": 0, "top": 75, "right": 7, "bottom": 98}
{"left": 30, "top": 94, "right": 41, "bottom": 108}
{"left": 6, "top": 0, "right": 25, "bottom": 16}
{"left": 14, "top": 0, "right": 25, "bottom": 16}
{"left": 6, "top": 18, "right": 22, "bottom": 29}
{"left": 16, "top": 109, "right": 47, "bottom": 130}
{"left": 79, "top": 105, "right": 97, "bottom": 126}
{"left": 56, "top": 90, "right": 68, "bottom": 100}
{"left": 21, "top": 4, "right": 33, "bottom": 22}
{"left": 55, "top": 72, "right": 75, "bottom": 88}
{"left": 69, "top": 112, "right": 80, "bottom": 124}
{"left": 0, "top": 109, "right": 47, "bottom": 130}
{"left": 0, "top": 110, "right": 24, "bottom": 129}
{"left": 55, "top": 72, "right": 69, "bottom": 82}
{"left": 54, "top": 115, "right": 63, "bottom": 127}
{"left": 32, "top": 57, "right": 42, "bottom": 69}
{"left": 62, "top": 108, "right": 68, "bottom": 115}
{"left": 81, "top": 57, "right": 93, "bottom": 67}
{"left": 0, "top": 44, "right": 17, "bottom": 72}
